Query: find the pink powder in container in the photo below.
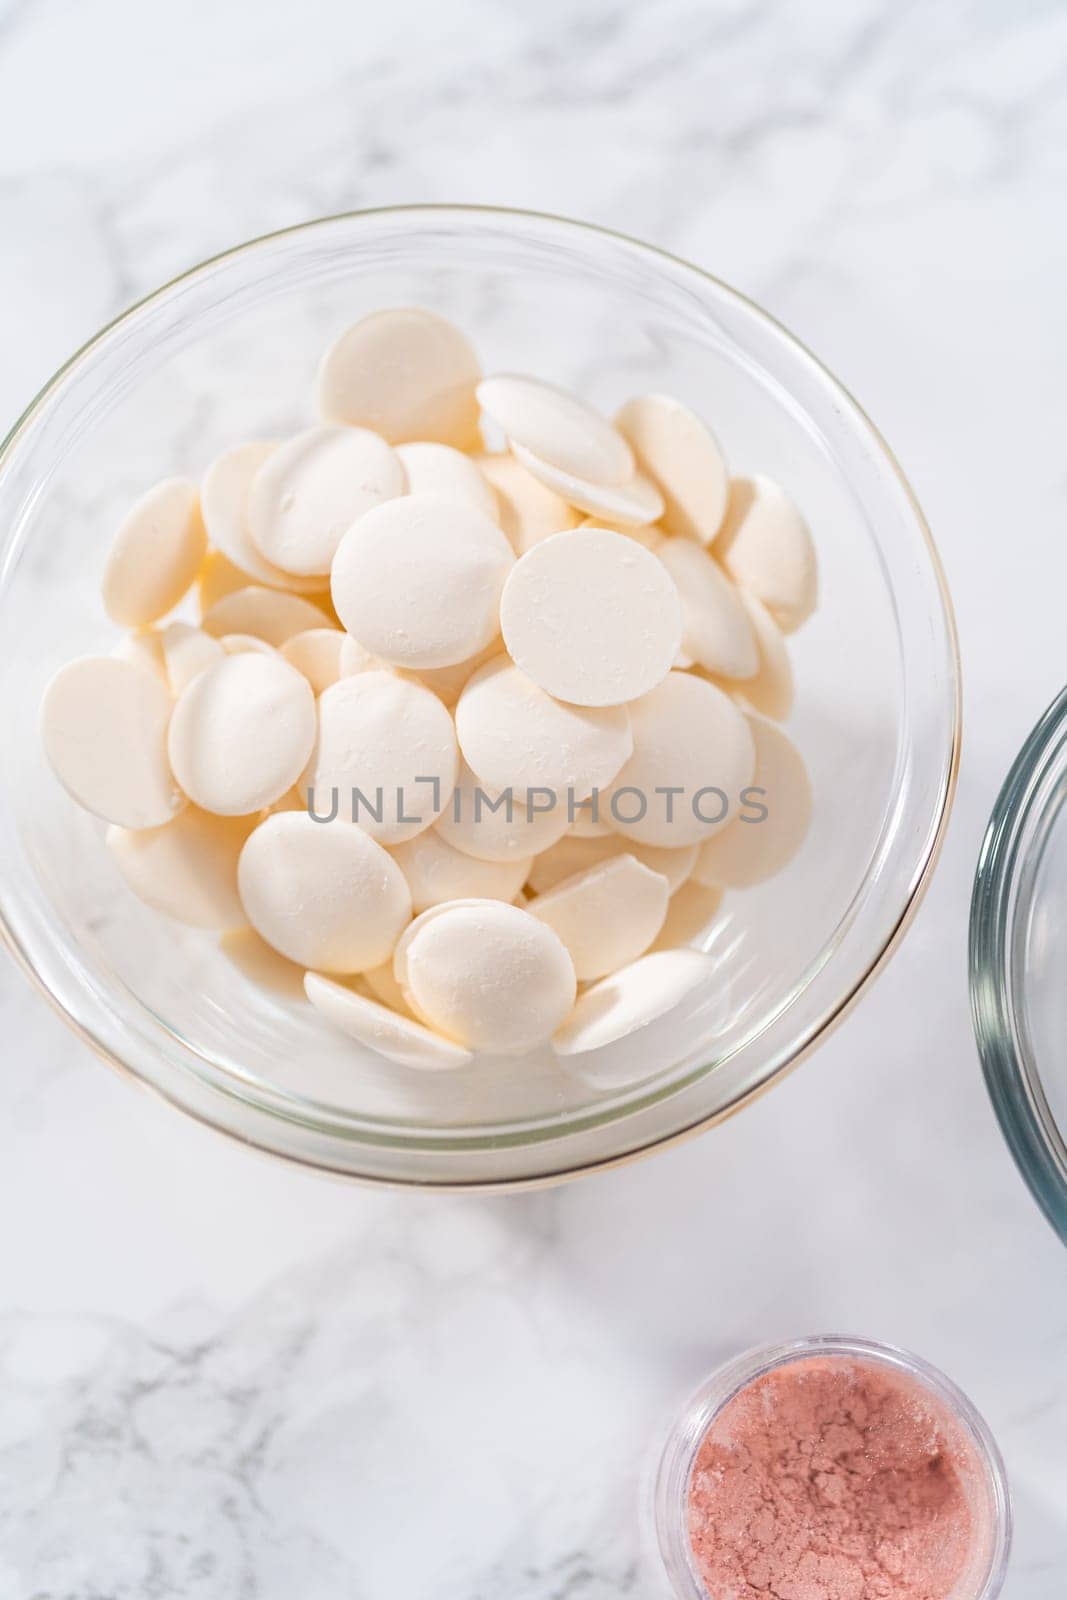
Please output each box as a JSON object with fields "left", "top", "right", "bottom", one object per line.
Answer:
{"left": 654, "top": 1338, "right": 1011, "bottom": 1600}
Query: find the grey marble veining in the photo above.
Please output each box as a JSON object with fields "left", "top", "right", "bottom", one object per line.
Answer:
{"left": 2, "top": 1, "right": 1067, "bottom": 1595}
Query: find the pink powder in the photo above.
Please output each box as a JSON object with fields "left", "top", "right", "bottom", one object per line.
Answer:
{"left": 686, "top": 1356, "right": 980, "bottom": 1600}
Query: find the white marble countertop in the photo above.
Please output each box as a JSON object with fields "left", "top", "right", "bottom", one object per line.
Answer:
{"left": 2, "top": 2, "right": 1066, "bottom": 1595}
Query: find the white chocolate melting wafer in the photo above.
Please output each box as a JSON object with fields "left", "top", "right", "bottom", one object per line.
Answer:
{"left": 248, "top": 425, "right": 406, "bottom": 576}
{"left": 639, "top": 845, "right": 699, "bottom": 894}
{"left": 396, "top": 899, "right": 576, "bottom": 1054}
{"left": 651, "top": 880, "right": 724, "bottom": 951}
{"left": 305, "top": 670, "right": 457, "bottom": 844}
{"left": 102, "top": 477, "right": 207, "bottom": 626}
{"left": 511, "top": 441, "right": 664, "bottom": 526}
{"left": 615, "top": 394, "right": 728, "bottom": 545}
{"left": 568, "top": 807, "right": 612, "bottom": 837}
{"left": 168, "top": 653, "right": 316, "bottom": 816}
{"left": 412, "top": 640, "right": 501, "bottom": 708}
{"left": 238, "top": 810, "right": 411, "bottom": 972}
{"left": 657, "top": 538, "right": 758, "bottom": 681}
{"left": 456, "top": 657, "right": 632, "bottom": 801}
{"left": 391, "top": 828, "right": 531, "bottom": 913}
{"left": 112, "top": 628, "right": 168, "bottom": 685}
{"left": 396, "top": 441, "right": 497, "bottom": 518}
{"left": 528, "top": 854, "right": 669, "bottom": 980}
{"left": 280, "top": 629, "right": 347, "bottom": 696}
{"left": 107, "top": 807, "right": 254, "bottom": 929}
{"left": 527, "top": 833, "right": 696, "bottom": 895}
{"left": 553, "top": 948, "right": 711, "bottom": 1055}
{"left": 304, "top": 973, "right": 473, "bottom": 1070}
{"left": 605, "top": 671, "right": 754, "bottom": 847}
{"left": 363, "top": 959, "right": 415, "bottom": 1015}
{"left": 500, "top": 528, "right": 680, "bottom": 707}
{"left": 731, "top": 592, "right": 794, "bottom": 721}
{"left": 200, "top": 442, "right": 325, "bottom": 594}
{"left": 219, "top": 633, "right": 278, "bottom": 656}
{"left": 477, "top": 374, "right": 634, "bottom": 485}
{"left": 434, "top": 758, "right": 571, "bottom": 862}
{"left": 197, "top": 549, "right": 249, "bottom": 615}
{"left": 339, "top": 634, "right": 383, "bottom": 677}
{"left": 578, "top": 514, "right": 664, "bottom": 552}
{"left": 201, "top": 586, "right": 330, "bottom": 647}
{"left": 42, "top": 657, "right": 183, "bottom": 829}
{"left": 693, "top": 716, "right": 812, "bottom": 887}
{"left": 714, "top": 475, "right": 817, "bottom": 632}
{"left": 477, "top": 452, "right": 580, "bottom": 554}
{"left": 318, "top": 308, "right": 481, "bottom": 449}
{"left": 160, "top": 621, "right": 225, "bottom": 695}
{"left": 331, "top": 494, "right": 513, "bottom": 670}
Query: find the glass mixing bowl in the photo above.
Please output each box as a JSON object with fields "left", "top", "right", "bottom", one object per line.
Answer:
{"left": 0, "top": 206, "right": 960, "bottom": 1187}
{"left": 971, "top": 685, "right": 1067, "bottom": 1243}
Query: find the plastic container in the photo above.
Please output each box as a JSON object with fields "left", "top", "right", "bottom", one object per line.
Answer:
{"left": 655, "top": 1335, "right": 1011, "bottom": 1600}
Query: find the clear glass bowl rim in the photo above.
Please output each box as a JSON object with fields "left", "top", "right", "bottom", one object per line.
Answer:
{"left": 0, "top": 203, "right": 962, "bottom": 1188}
{"left": 653, "top": 1333, "right": 1012, "bottom": 1600}
{"left": 970, "top": 683, "right": 1067, "bottom": 1243}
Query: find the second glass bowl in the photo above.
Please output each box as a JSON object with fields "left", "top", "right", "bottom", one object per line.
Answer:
{"left": 971, "top": 684, "right": 1067, "bottom": 1243}
{"left": 0, "top": 206, "right": 959, "bottom": 1186}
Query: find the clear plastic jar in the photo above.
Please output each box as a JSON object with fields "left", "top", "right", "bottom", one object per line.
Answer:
{"left": 654, "top": 1335, "right": 1012, "bottom": 1600}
